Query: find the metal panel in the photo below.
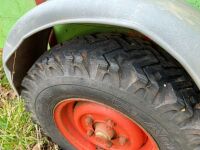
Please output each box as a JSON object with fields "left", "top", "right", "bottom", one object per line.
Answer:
{"left": 3, "top": 0, "right": 200, "bottom": 93}
{"left": 0, "top": 0, "right": 35, "bottom": 48}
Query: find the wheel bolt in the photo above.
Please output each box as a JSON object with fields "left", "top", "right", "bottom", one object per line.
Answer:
{"left": 87, "top": 129, "right": 94, "bottom": 137}
{"left": 106, "top": 141, "right": 113, "bottom": 148}
{"left": 85, "top": 116, "right": 93, "bottom": 126}
{"left": 96, "top": 146, "right": 104, "bottom": 150}
{"left": 119, "top": 136, "right": 127, "bottom": 146}
{"left": 106, "top": 119, "right": 115, "bottom": 128}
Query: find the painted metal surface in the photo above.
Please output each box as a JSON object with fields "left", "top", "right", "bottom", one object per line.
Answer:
{"left": 35, "top": 0, "right": 45, "bottom": 5}
{"left": 0, "top": 0, "right": 200, "bottom": 49}
{"left": 0, "top": 0, "right": 35, "bottom": 48}
{"left": 54, "top": 98, "right": 159, "bottom": 149}
{"left": 0, "top": 0, "right": 200, "bottom": 48}
{"left": 54, "top": 24, "right": 131, "bottom": 44}
{"left": 55, "top": 0, "right": 200, "bottom": 43}
{"left": 2, "top": 0, "right": 200, "bottom": 93}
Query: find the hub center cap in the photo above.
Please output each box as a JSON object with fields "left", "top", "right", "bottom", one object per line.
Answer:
{"left": 94, "top": 122, "right": 115, "bottom": 140}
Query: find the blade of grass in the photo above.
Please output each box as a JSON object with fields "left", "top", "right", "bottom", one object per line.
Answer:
{"left": 0, "top": 49, "right": 58, "bottom": 149}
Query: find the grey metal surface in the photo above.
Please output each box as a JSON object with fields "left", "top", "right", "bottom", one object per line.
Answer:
{"left": 3, "top": 0, "right": 200, "bottom": 93}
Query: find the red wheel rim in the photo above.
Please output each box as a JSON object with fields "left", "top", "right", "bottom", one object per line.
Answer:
{"left": 53, "top": 98, "right": 159, "bottom": 150}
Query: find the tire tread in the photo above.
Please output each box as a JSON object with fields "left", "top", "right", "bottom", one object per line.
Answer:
{"left": 21, "top": 33, "right": 200, "bottom": 149}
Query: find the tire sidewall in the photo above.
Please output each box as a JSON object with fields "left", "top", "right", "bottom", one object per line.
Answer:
{"left": 35, "top": 77, "right": 185, "bottom": 150}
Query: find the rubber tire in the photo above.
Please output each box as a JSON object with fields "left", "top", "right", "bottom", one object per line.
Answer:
{"left": 21, "top": 33, "right": 200, "bottom": 150}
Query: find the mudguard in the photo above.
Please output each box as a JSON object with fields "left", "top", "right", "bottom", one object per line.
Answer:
{"left": 3, "top": 0, "right": 200, "bottom": 93}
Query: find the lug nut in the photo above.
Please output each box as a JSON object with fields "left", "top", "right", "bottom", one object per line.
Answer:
{"left": 87, "top": 129, "right": 94, "bottom": 137}
{"left": 119, "top": 136, "right": 127, "bottom": 146}
{"left": 96, "top": 146, "right": 104, "bottom": 150}
{"left": 106, "top": 119, "right": 115, "bottom": 128}
{"left": 85, "top": 116, "right": 93, "bottom": 126}
{"left": 106, "top": 141, "right": 113, "bottom": 148}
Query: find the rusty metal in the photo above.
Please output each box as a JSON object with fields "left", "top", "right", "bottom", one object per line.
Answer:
{"left": 119, "top": 136, "right": 128, "bottom": 146}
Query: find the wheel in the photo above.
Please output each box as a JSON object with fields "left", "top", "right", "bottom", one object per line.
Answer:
{"left": 21, "top": 33, "right": 200, "bottom": 150}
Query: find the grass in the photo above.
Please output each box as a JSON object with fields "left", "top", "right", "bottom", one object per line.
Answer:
{"left": 0, "top": 99, "right": 39, "bottom": 149}
{"left": 0, "top": 49, "right": 58, "bottom": 150}
{"left": 187, "top": 0, "right": 200, "bottom": 9}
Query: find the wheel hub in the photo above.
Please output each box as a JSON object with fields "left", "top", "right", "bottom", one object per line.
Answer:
{"left": 53, "top": 98, "right": 159, "bottom": 150}
{"left": 94, "top": 122, "right": 115, "bottom": 141}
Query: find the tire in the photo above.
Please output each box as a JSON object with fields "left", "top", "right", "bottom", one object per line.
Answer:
{"left": 21, "top": 33, "right": 200, "bottom": 150}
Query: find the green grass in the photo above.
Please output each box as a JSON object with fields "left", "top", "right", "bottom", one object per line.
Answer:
{"left": 0, "top": 53, "right": 9, "bottom": 89}
{"left": 187, "top": 0, "right": 200, "bottom": 9}
{"left": 0, "top": 49, "right": 57, "bottom": 150}
{"left": 0, "top": 99, "right": 39, "bottom": 149}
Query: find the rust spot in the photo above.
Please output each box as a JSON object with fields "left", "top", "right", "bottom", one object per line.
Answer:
{"left": 128, "top": 31, "right": 142, "bottom": 38}
{"left": 81, "top": 50, "right": 88, "bottom": 60}
{"left": 195, "top": 103, "right": 200, "bottom": 109}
